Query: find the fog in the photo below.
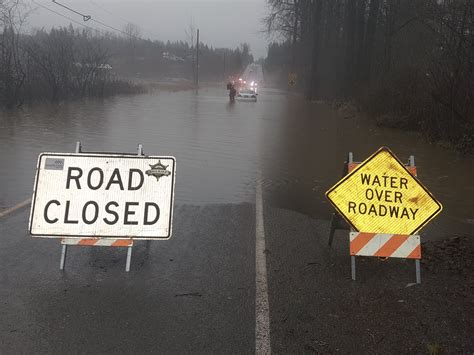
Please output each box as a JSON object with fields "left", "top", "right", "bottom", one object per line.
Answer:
{"left": 26, "top": 0, "right": 268, "bottom": 59}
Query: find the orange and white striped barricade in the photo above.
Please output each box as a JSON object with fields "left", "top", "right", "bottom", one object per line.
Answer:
{"left": 30, "top": 141, "right": 176, "bottom": 272}
{"left": 350, "top": 232, "right": 422, "bottom": 283}
{"left": 60, "top": 238, "right": 134, "bottom": 271}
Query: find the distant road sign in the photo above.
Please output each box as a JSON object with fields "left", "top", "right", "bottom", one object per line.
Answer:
{"left": 326, "top": 147, "right": 442, "bottom": 234}
{"left": 288, "top": 72, "right": 297, "bottom": 87}
{"left": 29, "top": 153, "right": 176, "bottom": 240}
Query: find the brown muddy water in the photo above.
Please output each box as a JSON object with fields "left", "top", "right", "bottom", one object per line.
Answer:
{"left": 0, "top": 86, "right": 472, "bottom": 240}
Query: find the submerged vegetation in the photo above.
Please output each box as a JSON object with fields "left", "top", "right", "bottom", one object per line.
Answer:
{"left": 0, "top": 1, "right": 145, "bottom": 107}
{"left": 0, "top": 0, "right": 143, "bottom": 108}
{"left": 264, "top": 0, "right": 473, "bottom": 153}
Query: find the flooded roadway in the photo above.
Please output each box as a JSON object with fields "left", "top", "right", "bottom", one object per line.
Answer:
{"left": 0, "top": 86, "right": 472, "bottom": 240}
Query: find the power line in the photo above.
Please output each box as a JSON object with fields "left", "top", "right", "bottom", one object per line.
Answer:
{"left": 91, "top": 18, "right": 132, "bottom": 38}
{"left": 52, "top": 0, "right": 91, "bottom": 22}
{"left": 89, "top": 0, "right": 130, "bottom": 25}
{"left": 89, "top": 0, "right": 147, "bottom": 39}
{"left": 31, "top": 0, "right": 103, "bottom": 34}
{"left": 32, "top": 0, "right": 143, "bottom": 40}
{"left": 50, "top": 0, "right": 140, "bottom": 39}
{"left": 53, "top": 0, "right": 138, "bottom": 38}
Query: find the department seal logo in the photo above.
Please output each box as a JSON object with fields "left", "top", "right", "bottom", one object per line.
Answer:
{"left": 146, "top": 160, "right": 171, "bottom": 181}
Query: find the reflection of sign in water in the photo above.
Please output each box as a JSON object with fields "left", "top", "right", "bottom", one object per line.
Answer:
{"left": 325, "top": 147, "right": 442, "bottom": 234}
{"left": 288, "top": 72, "right": 297, "bottom": 87}
{"left": 29, "top": 153, "right": 176, "bottom": 240}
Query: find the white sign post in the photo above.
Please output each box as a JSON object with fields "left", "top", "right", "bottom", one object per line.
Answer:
{"left": 28, "top": 142, "right": 176, "bottom": 271}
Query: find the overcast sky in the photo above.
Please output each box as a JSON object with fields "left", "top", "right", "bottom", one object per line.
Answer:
{"left": 26, "top": 0, "right": 270, "bottom": 59}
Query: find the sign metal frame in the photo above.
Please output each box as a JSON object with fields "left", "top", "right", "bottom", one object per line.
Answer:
{"left": 28, "top": 142, "right": 176, "bottom": 272}
{"left": 326, "top": 149, "right": 443, "bottom": 284}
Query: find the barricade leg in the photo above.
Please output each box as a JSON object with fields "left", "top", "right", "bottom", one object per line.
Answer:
{"left": 327, "top": 152, "right": 353, "bottom": 246}
{"left": 60, "top": 244, "right": 67, "bottom": 270}
{"left": 59, "top": 141, "right": 81, "bottom": 271}
{"left": 328, "top": 213, "right": 336, "bottom": 246}
{"left": 126, "top": 246, "right": 133, "bottom": 272}
{"left": 415, "top": 259, "right": 421, "bottom": 284}
{"left": 351, "top": 256, "right": 356, "bottom": 280}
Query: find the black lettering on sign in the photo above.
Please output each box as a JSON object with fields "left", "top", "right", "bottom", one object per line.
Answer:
{"left": 394, "top": 191, "right": 403, "bottom": 203}
{"left": 368, "top": 204, "right": 377, "bottom": 216}
{"left": 390, "top": 176, "right": 398, "bottom": 188}
{"left": 365, "top": 188, "right": 397, "bottom": 202}
{"left": 372, "top": 175, "right": 381, "bottom": 186}
{"left": 389, "top": 206, "right": 399, "bottom": 218}
{"left": 82, "top": 201, "right": 99, "bottom": 224}
{"left": 144, "top": 202, "right": 160, "bottom": 225}
{"left": 87, "top": 168, "right": 104, "bottom": 190}
{"left": 400, "top": 208, "right": 409, "bottom": 219}
{"left": 106, "top": 168, "right": 124, "bottom": 190}
{"left": 44, "top": 200, "right": 60, "bottom": 224}
{"left": 360, "top": 173, "right": 409, "bottom": 189}
{"left": 378, "top": 189, "right": 391, "bottom": 202}
{"left": 128, "top": 169, "right": 144, "bottom": 191}
{"left": 365, "top": 189, "right": 374, "bottom": 200}
{"left": 66, "top": 167, "right": 82, "bottom": 189}
{"left": 361, "top": 173, "right": 371, "bottom": 185}
{"left": 348, "top": 201, "right": 356, "bottom": 213}
{"left": 103, "top": 201, "right": 119, "bottom": 225}
{"left": 124, "top": 202, "right": 139, "bottom": 225}
{"left": 64, "top": 200, "right": 78, "bottom": 224}
{"left": 347, "top": 202, "right": 419, "bottom": 220}
{"left": 400, "top": 178, "right": 408, "bottom": 189}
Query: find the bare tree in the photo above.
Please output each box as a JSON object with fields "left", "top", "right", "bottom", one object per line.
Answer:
{"left": 123, "top": 22, "right": 141, "bottom": 65}
{"left": 0, "top": 0, "right": 29, "bottom": 107}
{"left": 264, "top": 0, "right": 474, "bottom": 152}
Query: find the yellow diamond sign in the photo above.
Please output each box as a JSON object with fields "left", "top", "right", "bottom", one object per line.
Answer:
{"left": 326, "top": 147, "right": 442, "bottom": 234}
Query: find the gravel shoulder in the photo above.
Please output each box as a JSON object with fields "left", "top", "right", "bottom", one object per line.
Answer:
{"left": 264, "top": 206, "right": 474, "bottom": 354}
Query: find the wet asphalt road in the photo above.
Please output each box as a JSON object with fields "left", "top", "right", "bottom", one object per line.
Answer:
{"left": 1, "top": 204, "right": 256, "bottom": 353}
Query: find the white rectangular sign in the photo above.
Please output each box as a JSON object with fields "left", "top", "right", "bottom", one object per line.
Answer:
{"left": 29, "top": 153, "right": 176, "bottom": 240}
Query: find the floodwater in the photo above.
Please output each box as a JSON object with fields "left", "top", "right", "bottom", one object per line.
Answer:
{"left": 0, "top": 86, "right": 472, "bottom": 240}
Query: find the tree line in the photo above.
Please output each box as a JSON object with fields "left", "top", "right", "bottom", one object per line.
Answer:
{"left": 1, "top": 5, "right": 142, "bottom": 109}
{"left": 108, "top": 36, "right": 253, "bottom": 82}
{"left": 1, "top": 0, "right": 252, "bottom": 109}
{"left": 264, "top": 0, "right": 473, "bottom": 153}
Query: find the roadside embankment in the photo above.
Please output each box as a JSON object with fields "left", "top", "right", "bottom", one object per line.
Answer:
{"left": 264, "top": 206, "right": 473, "bottom": 354}
{"left": 127, "top": 78, "right": 224, "bottom": 93}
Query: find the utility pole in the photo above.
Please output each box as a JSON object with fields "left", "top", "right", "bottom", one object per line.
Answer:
{"left": 195, "top": 29, "right": 199, "bottom": 87}
{"left": 223, "top": 51, "right": 226, "bottom": 81}
{"left": 289, "top": 0, "right": 298, "bottom": 91}
{"left": 291, "top": 0, "right": 299, "bottom": 71}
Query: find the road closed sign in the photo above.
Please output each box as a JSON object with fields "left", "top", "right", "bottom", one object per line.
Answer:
{"left": 326, "top": 147, "right": 442, "bottom": 235}
{"left": 29, "top": 153, "right": 176, "bottom": 239}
